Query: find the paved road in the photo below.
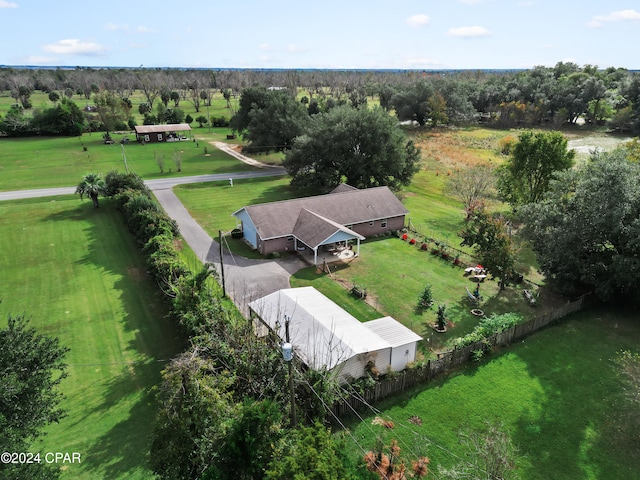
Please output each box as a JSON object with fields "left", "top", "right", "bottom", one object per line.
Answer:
{"left": 0, "top": 162, "right": 303, "bottom": 313}
{"left": 0, "top": 169, "right": 286, "bottom": 200}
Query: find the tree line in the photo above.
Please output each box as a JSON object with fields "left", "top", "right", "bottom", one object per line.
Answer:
{"left": 2, "top": 62, "right": 640, "bottom": 137}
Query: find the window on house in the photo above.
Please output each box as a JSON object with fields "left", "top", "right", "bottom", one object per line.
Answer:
{"left": 287, "top": 236, "right": 294, "bottom": 242}
{"left": 144, "top": 135, "right": 150, "bottom": 142}
{"left": 381, "top": 219, "right": 388, "bottom": 228}
{"left": 369, "top": 221, "right": 375, "bottom": 227}
{"left": 157, "top": 134, "right": 163, "bottom": 141}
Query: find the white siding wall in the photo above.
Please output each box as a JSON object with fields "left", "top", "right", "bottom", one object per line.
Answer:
{"left": 389, "top": 342, "right": 417, "bottom": 372}
{"left": 333, "top": 348, "right": 391, "bottom": 384}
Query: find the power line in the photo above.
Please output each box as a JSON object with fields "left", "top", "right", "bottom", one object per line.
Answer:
{"left": 293, "top": 372, "right": 384, "bottom": 476}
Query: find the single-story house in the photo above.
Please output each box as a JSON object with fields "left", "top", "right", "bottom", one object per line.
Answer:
{"left": 232, "top": 184, "right": 409, "bottom": 264}
{"left": 134, "top": 124, "right": 192, "bottom": 143}
{"left": 248, "top": 286, "right": 422, "bottom": 383}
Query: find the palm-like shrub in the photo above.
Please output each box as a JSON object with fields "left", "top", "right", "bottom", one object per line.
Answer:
{"left": 75, "top": 172, "right": 106, "bottom": 208}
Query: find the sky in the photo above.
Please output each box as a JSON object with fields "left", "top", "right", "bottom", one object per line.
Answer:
{"left": 1, "top": 0, "right": 639, "bottom": 70}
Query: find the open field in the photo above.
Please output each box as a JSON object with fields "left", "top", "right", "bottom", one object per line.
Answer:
{"left": 0, "top": 196, "right": 184, "bottom": 479}
{"left": 0, "top": 131, "right": 258, "bottom": 191}
{"left": 1, "top": 123, "right": 636, "bottom": 478}
{"left": 342, "top": 307, "right": 640, "bottom": 479}
{"left": 0, "top": 89, "right": 239, "bottom": 126}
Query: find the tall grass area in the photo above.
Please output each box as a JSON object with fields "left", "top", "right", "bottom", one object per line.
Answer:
{"left": 342, "top": 307, "right": 640, "bottom": 479}
{"left": 0, "top": 196, "right": 184, "bottom": 480}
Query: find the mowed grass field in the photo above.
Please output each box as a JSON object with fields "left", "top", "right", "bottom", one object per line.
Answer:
{"left": 174, "top": 157, "right": 541, "bottom": 353}
{"left": 0, "top": 131, "right": 256, "bottom": 191}
{"left": 0, "top": 196, "right": 184, "bottom": 479}
{"left": 342, "top": 307, "right": 640, "bottom": 479}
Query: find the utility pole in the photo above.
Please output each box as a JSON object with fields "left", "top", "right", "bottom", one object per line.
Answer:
{"left": 284, "top": 316, "right": 297, "bottom": 427}
{"left": 218, "top": 230, "right": 226, "bottom": 297}
{"left": 121, "top": 144, "right": 129, "bottom": 174}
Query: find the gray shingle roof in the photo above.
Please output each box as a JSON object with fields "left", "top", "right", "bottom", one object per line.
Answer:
{"left": 292, "top": 209, "right": 364, "bottom": 248}
{"left": 234, "top": 185, "right": 408, "bottom": 241}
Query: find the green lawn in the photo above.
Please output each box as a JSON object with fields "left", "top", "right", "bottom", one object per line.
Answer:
{"left": 173, "top": 174, "right": 316, "bottom": 233}
{"left": 343, "top": 307, "right": 640, "bottom": 479}
{"left": 0, "top": 132, "right": 259, "bottom": 191}
{"left": 174, "top": 169, "right": 541, "bottom": 353}
{"left": 0, "top": 196, "right": 184, "bottom": 479}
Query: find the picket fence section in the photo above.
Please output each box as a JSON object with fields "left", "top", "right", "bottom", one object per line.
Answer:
{"left": 330, "top": 295, "right": 587, "bottom": 420}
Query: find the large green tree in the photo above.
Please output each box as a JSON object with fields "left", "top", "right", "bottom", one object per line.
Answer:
{"left": 390, "top": 81, "right": 434, "bottom": 126}
{"left": 1, "top": 315, "right": 69, "bottom": 480}
{"left": 32, "top": 98, "right": 85, "bottom": 136}
{"left": 459, "top": 210, "right": 518, "bottom": 289}
{"left": 230, "top": 87, "right": 310, "bottom": 153}
{"left": 497, "top": 130, "right": 575, "bottom": 208}
{"left": 150, "top": 351, "right": 236, "bottom": 480}
{"left": 92, "top": 90, "right": 129, "bottom": 138}
{"left": 522, "top": 149, "right": 640, "bottom": 300}
{"left": 283, "top": 105, "right": 421, "bottom": 190}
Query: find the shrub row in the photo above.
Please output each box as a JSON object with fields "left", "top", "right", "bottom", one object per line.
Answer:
{"left": 105, "top": 171, "right": 188, "bottom": 285}
{"left": 451, "top": 312, "right": 522, "bottom": 349}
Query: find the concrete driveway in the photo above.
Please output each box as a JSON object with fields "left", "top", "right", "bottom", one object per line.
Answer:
{"left": 0, "top": 145, "right": 303, "bottom": 313}
{"left": 151, "top": 185, "right": 308, "bottom": 314}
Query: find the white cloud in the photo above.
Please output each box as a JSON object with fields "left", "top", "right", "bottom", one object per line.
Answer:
{"left": 105, "top": 22, "right": 129, "bottom": 31}
{"left": 458, "top": 0, "right": 486, "bottom": 4}
{"left": 258, "top": 43, "right": 271, "bottom": 51}
{"left": 0, "top": 0, "right": 18, "bottom": 8}
{"left": 406, "top": 14, "right": 430, "bottom": 27}
{"left": 447, "top": 26, "right": 491, "bottom": 38}
{"left": 588, "top": 9, "right": 640, "bottom": 27}
{"left": 136, "top": 25, "right": 155, "bottom": 33}
{"left": 42, "top": 39, "right": 106, "bottom": 56}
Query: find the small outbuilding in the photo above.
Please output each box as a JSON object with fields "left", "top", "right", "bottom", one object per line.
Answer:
{"left": 134, "top": 124, "right": 192, "bottom": 143}
{"left": 248, "top": 287, "right": 422, "bottom": 383}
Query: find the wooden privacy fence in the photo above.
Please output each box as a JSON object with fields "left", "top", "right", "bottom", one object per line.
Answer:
{"left": 330, "top": 294, "right": 588, "bottom": 421}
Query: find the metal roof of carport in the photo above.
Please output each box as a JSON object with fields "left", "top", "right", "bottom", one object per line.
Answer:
{"left": 134, "top": 124, "right": 192, "bottom": 134}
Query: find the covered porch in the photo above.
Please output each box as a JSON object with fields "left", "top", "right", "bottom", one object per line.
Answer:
{"left": 291, "top": 209, "right": 364, "bottom": 265}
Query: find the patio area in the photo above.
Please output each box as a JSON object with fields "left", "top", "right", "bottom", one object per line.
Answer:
{"left": 297, "top": 242, "right": 357, "bottom": 266}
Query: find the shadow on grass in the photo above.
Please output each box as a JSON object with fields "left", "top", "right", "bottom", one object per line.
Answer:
{"left": 43, "top": 200, "right": 186, "bottom": 479}
{"left": 507, "top": 307, "right": 640, "bottom": 479}
{"left": 82, "top": 362, "right": 165, "bottom": 479}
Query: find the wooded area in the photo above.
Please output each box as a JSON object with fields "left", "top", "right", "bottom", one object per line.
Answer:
{"left": 1, "top": 62, "right": 640, "bottom": 136}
